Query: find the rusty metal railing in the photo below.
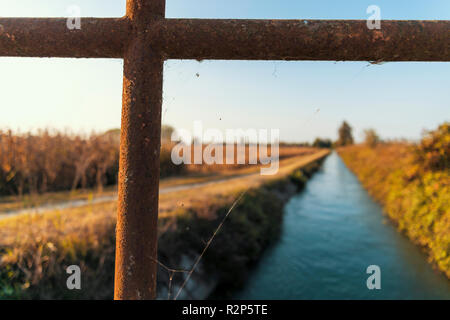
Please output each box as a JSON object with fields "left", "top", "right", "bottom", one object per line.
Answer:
{"left": 0, "top": 0, "right": 448, "bottom": 300}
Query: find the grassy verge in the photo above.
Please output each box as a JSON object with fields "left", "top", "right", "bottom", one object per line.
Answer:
{"left": 0, "top": 150, "right": 329, "bottom": 299}
{"left": 338, "top": 144, "right": 450, "bottom": 279}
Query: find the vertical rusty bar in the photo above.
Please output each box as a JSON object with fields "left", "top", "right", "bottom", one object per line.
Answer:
{"left": 114, "top": 0, "right": 165, "bottom": 300}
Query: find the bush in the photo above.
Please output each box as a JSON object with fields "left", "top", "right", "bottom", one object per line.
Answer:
{"left": 364, "top": 129, "right": 380, "bottom": 148}
{"left": 313, "top": 138, "right": 332, "bottom": 149}
{"left": 414, "top": 122, "right": 450, "bottom": 172}
{"left": 160, "top": 143, "right": 186, "bottom": 177}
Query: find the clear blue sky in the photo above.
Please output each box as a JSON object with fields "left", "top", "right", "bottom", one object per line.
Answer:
{"left": 0, "top": 1, "right": 449, "bottom": 142}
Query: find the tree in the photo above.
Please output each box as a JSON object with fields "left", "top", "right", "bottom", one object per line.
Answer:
{"left": 336, "top": 121, "right": 354, "bottom": 146}
{"left": 71, "top": 137, "right": 96, "bottom": 191}
{"left": 364, "top": 129, "right": 380, "bottom": 148}
{"left": 92, "top": 134, "right": 119, "bottom": 193}
{"left": 161, "top": 125, "right": 175, "bottom": 142}
{"left": 313, "top": 138, "right": 332, "bottom": 149}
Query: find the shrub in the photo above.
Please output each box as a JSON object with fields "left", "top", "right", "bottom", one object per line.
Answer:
{"left": 414, "top": 122, "right": 450, "bottom": 172}
{"left": 364, "top": 129, "right": 380, "bottom": 148}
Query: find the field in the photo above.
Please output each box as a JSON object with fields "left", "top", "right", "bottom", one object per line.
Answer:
{"left": 338, "top": 137, "right": 450, "bottom": 279}
{"left": 0, "top": 141, "right": 329, "bottom": 299}
{"left": 0, "top": 128, "right": 315, "bottom": 196}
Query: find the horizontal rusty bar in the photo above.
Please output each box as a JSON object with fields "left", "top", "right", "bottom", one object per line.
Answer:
{"left": 152, "top": 19, "right": 450, "bottom": 62}
{"left": 1, "top": 18, "right": 448, "bottom": 61}
{"left": 0, "top": 18, "right": 130, "bottom": 58}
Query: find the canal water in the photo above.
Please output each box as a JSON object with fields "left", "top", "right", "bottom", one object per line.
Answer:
{"left": 234, "top": 152, "right": 450, "bottom": 299}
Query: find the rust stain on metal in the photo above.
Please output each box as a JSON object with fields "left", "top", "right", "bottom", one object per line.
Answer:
{"left": 0, "top": 0, "right": 449, "bottom": 301}
{"left": 0, "top": 18, "right": 130, "bottom": 58}
{"left": 114, "top": 0, "right": 165, "bottom": 301}
{"left": 0, "top": 17, "right": 448, "bottom": 61}
{"left": 150, "top": 19, "right": 450, "bottom": 62}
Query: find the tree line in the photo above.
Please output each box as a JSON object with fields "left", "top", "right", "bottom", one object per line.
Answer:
{"left": 0, "top": 129, "right": 120, "bottom": 196}
{"left": 0, "top": 128, "right": 184, "bottom": 197}
{"left": 313, "top": 121, "right": 381, "bottom": 149}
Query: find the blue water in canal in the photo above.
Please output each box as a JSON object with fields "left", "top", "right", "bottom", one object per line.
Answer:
{"left": 235, "top": 152, "right": 450, "bottom": 299}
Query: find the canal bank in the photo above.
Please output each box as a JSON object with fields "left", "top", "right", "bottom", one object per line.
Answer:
{"left": 234, "top": 152, "right": 450, "bottom": 299}
{"left": 158, "top": 151, "right": 330, "bottom": 299}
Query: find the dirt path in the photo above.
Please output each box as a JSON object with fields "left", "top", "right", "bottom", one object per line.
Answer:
{"left": 0, "top": 151, "right": 329, "bottom": 219}
{"left": 0, "top": 173, "right": 256, "bottom": 219}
